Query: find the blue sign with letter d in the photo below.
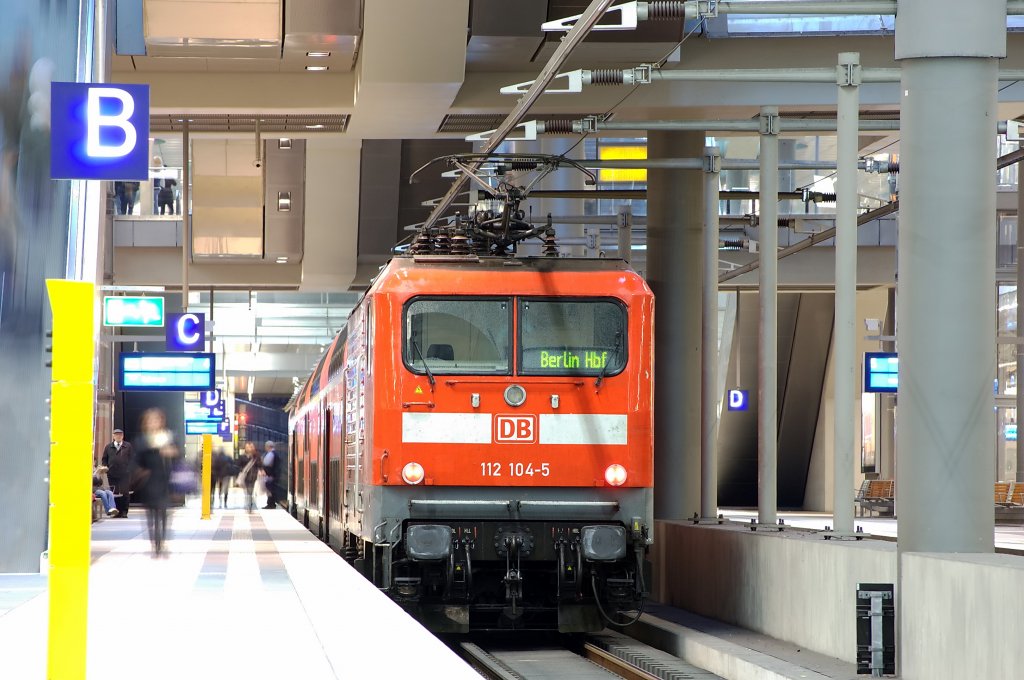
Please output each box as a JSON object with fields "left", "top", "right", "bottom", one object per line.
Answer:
{"left": 50, "top": 82, "right": 150, "bottom": 180}
{"left": 727, "top": 389, "right": 749, "bottom": 411}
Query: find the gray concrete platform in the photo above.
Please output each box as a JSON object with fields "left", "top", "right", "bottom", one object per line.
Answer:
{"left": 1, "top": 504, "right": 478, "bottom": 679}
{"left": 634, "top": 604, "right": 858, "bottom": 680}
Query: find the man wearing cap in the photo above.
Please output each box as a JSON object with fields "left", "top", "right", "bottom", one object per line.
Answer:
{"left": 102, "top": 428, "right": 134, "bottom": 518}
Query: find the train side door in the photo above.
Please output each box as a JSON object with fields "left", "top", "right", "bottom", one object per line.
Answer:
{"left": 323, "top": 407, "right": 332, "bottom": 545}
{"left": 289, "top": 431, "right": 297, "bottom": 515}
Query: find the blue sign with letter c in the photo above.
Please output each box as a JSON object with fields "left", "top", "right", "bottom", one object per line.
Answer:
{"left": 166, "top": 313, "right": 205, "bottom": 351}
{"left": 50, "top": 82, "right": 150, "bottom": 180}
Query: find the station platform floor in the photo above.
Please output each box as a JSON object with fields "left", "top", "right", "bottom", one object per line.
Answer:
{"left": 720, "top": 508, "right": 1024, "bottom": 552}
{"left": 1, "top": 497, "right": 480, "bottom": 680}
{"left": 13, "top": 500, "right": 991, "bottom": 680}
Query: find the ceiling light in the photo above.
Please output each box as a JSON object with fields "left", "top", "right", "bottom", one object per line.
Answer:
{"left": 276, "top": 257, "right": 288, "bottom": 263}
{"left": 305, "top": 65, "right": 329, "bottom": 71}
{"left": 305, "top": 124, "right": 325, "bottom": 129}
{"left": 306, "top": 51, "right": 331, "bottom": 58}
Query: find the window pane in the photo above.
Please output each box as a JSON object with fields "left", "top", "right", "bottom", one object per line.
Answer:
{"left": 404, "top": 299, "right": 510, "bottom": 375}
{"left": 519, "top": 299, "right": 626, "bottom": 376}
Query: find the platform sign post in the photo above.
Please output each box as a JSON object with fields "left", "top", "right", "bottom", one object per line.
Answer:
{"left": 201, "top": 434, "right": 213, "bottom": 520}
{"left": 45, "top": 279, "right": 96, "bottom": 680}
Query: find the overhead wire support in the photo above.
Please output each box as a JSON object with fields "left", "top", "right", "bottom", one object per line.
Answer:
{"left": 421, "top": 0, "right": 617, "bottom": 232}
{"left": 718, "top": 146, "right": 1024, "bottom": 284}
{"left": 541, "top": 1, "right": 901, "bottom": 32}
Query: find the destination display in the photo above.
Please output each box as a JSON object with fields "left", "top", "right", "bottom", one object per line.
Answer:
{"left": 864, "top": 352, "right": 898, "bottom": 393}
{"left": 185, "top": 420, "right": 220, "bottom": 435}
{"left": 119, "top": 352, "right": 215, "bottom": 391}
{"left": 537, "top": 349, "right": 610, "bottom": 370}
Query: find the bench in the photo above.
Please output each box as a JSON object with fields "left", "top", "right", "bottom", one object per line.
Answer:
{"left": 855, "top": 479, "right": 895, "bottom": 517}
{"left": 995, "top": 481, "right": 1014, "bottom": 507}
{"left": 1009, "top": 482, "right": 1024, "bottom": 508}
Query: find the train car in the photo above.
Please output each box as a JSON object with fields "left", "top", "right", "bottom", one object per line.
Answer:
{"left": 286, "top": 153, "right": 655, "bottom": 630}
{"left": 288, "top": 251, "right": 654, "bottom": 632}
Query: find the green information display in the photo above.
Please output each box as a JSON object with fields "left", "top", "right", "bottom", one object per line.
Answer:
{"left": 538, "top": 349, "right": 609, "bottom": 370}
{"left": 103, "top": 296, "right": 165, "bottom": 327}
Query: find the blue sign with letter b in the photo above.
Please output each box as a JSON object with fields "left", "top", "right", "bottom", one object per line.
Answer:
{"left": 50, "top": 82, "right": 150, "bottom": 180}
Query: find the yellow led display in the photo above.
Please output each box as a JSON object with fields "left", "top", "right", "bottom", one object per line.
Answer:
{"left": 598, "top": 145, "right": 647, "bottom": 183}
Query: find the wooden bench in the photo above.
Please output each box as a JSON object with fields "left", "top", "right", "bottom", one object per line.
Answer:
{"left": 1010, "top": 482, "right": 1024, "bottom": 508}
{"left": 856, "top": 479, "right": 895, "bottom": 517}
{"left": 995, "top": 482, "right": 1014, "bottom": 507}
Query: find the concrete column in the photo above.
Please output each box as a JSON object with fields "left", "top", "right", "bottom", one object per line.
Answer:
{"left": 757, "top": 107, "right": 780, "bottom": 528}
{"left": 895, "top": 0, "right": 1004, "bottom": 554}
{"left": 832, "top": 53, "right": 860, "bottom": 535}
{"left": 648, "top": 130, "right": 704, "bottom": 521}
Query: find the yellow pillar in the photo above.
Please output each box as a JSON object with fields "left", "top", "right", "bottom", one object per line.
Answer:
{"left": 45, "top": 279, "right": 96, "bottom": 680}
{"left": 201, "top": 434, "right": 213, "bottom": 519}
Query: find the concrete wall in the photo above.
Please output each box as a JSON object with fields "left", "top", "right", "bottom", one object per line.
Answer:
{"left": 900, "top": 552, "right": 1024, "bottom": 680}
{"left": 804, "top": 287, "right": 890, "bottom": 512}
{"left": 653, "top": 521, "right": 896, "bottom": 662}
{"left": 655, "top": 522, "right": 1024, "bottom": 675}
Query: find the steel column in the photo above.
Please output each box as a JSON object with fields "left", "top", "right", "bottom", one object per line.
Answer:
{"left": 757, "top": 107, "right": 779, "bottom": 529}
{"left": 182, "top": 124, "right": 190, "bottom": 302}
{"left": 1018, "top": 178, "right": 1024, "bottom": 482}
{"left": 832, "top": 52, "right": 860, "bottom": 535}
{"left": 701, "top": 147, "right": 721, "bottom": 521}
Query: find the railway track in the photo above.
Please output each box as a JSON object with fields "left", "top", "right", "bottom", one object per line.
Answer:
{"left": 459, "top": 630, "right": 722, "bottom": 680}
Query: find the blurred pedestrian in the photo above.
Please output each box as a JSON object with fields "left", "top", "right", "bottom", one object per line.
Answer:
{"left": 101, "top": 428, "right": 134, "bottom": 518}
{"left": 134, "top": 408, "right": 178, "bottom": 557}
{"left": 236, "top": 442, "right": 262, "bottom": 513}
{"left": 211, "top": 448, "right": 235, "bottom": 509}
{"left": 261, "top": 441, "right": 281, "bottom": 510}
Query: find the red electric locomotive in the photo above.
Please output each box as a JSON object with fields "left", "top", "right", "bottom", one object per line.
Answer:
{"left": 288, "top": 155, "right": 654, "bottom": 632}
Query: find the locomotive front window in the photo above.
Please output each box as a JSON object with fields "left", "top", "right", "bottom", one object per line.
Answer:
{"left": 518, "top": 299, "right": 627, "bottom": 376}
{"left": 404, "top": 298, "right": 511, "bottom": 375}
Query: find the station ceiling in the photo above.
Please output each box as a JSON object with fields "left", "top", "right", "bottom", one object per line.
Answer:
{"left": 111, "top": 2, "right": 1024, "bottom": 394}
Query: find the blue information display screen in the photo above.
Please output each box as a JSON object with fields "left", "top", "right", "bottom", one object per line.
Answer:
{"left": 185, "top": 420, "right": 220, "bottom": 435}
{"left": 864, "top": 352, "right": 898, "bottom": 393}
{"left": 119, "top": 352, "right": 215, "bottom": 391}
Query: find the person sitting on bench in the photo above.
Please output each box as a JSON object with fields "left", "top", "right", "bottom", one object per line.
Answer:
{"left": 93, "top": 467, "right": 119, "bottom": 517}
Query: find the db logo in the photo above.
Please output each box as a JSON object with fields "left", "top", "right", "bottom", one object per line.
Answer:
{"left": 494, "top": 415, "right": 537, "bottom": 443}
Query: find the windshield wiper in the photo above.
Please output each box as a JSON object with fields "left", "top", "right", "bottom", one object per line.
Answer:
{"left": 595, "top": 330, "right": 623, "bottom": 392}
{"left": 411, "top": 338, "right": 436, "bottom": 391}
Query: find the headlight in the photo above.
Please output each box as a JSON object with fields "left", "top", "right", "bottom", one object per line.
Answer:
{"left": 604, "top": 464, "right": 627, "bottom": 486}
{"left": 581, "top": 525, "right": 627, "bottom": 561}
{"left": 504, "top": 384, "right": 527, "bottom": 407}
{"left": 402, "top": 462, "right": 425, "bottom": 485}
{"left": 406, "top": 524, "right": 453, "bottom": 561}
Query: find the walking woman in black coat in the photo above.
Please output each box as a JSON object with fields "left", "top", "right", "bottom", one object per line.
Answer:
{"left": 133, "top": 408, "right": 178, "bottom": 557}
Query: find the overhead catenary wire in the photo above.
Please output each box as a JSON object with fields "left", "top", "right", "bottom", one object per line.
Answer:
{"left": 421, "top": 0, "right": 618, "bottom": 231}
